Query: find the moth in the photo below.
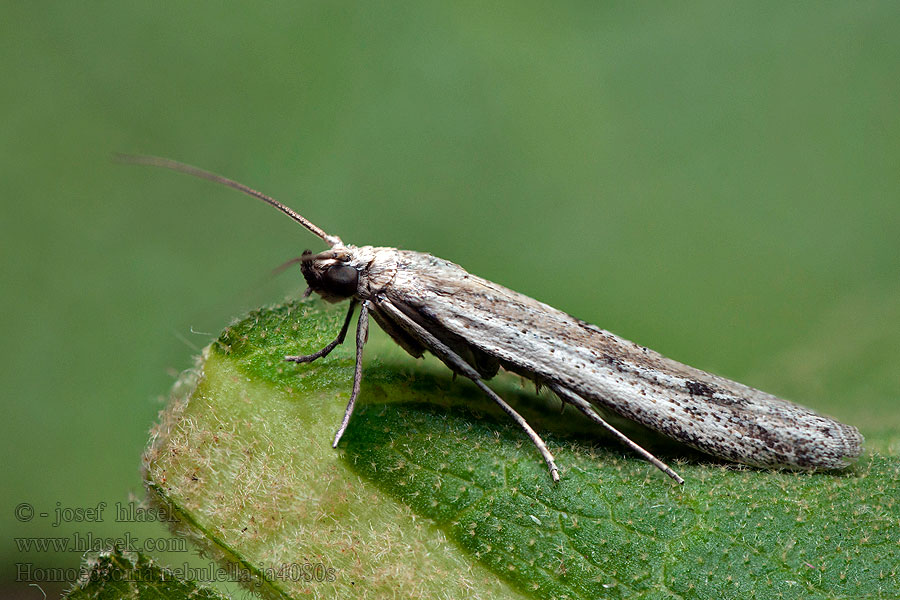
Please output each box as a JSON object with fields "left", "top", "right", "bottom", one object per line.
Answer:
{"left": 122, "top": 155, "right": 864, "bottom": 484}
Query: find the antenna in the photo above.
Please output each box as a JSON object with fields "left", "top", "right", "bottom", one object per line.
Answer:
{"left": 115, "top": 154, "right": 342, "bottom": 247}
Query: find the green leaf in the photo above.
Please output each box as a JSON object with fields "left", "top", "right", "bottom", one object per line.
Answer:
{"left": 65, "top": 548, "right": 227, "bottom": 600}
{"left": 144, "top": 299, "right": 899, "bottom": 599}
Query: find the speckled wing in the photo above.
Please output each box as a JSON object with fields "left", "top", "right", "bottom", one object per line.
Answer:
{"left": 380, "top": 250, "right": 863, "bottom": 470}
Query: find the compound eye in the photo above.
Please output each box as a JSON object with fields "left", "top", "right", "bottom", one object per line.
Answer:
{"left": 324, "top": 263, "right": 359, "bottom": 297}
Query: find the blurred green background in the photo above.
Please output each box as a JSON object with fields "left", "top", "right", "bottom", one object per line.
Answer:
{"left": 3, "top": 2, "right": 898, "bottom": 598}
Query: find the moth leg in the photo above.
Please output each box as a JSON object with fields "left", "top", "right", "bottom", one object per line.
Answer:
{"left": 285, "top": 299, "right": 357, "bottom": 363}
{"left": 550, "top": 384, "right": 685, "bottom": 485}
{"left": 332, "top": 300, "right": 369, "bottom": 448}
{"left": 379, "top": 301, "right": 560, "bottom": 482}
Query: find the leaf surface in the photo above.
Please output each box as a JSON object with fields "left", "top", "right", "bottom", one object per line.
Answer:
{"left": 144, "top": 299, "right": 899, "bottom": 599}
{"left": 66, "top": 549, "right": 227, "bottom": 600}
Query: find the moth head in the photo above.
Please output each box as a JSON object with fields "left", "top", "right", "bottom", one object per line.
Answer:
{"left": 300, "top": 248, "right": 360, "bottom": 302}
